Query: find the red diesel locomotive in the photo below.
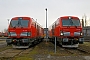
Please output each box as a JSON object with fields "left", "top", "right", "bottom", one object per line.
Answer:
{"left": 6, "top": 17, "right": 44, "bottom": 48}
{"left": 0, "top": 32, "right": 8, "bottom": 37}
{"left": 49, "top": 16, "right": 84, "bottom": 48}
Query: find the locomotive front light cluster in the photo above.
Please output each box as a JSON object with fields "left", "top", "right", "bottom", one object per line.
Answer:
{"left": 20, "top": 32, "right": 31, "bottom": 36}
{"left": 80, "top": 32, "right": 83, "bottom": 36}
{"left": 60, "top": 31, "right": 64, "bottom": 36}
{"left": 6, "top": 38, "right": 12, "bottom": 43}
{"left": 79, "top": 38, "right": 84, "bottom": 44}
{"left": 8, "top": 32, "right": 17, "bottom": 36}
{"left": 22, "top": 39, "right": 29, "bottom": 43}
{"left": 63, "top": 38, "right": 68, "bottom": 42}
{"left": 60, "top": 32, "right": 63, "bottom": 36}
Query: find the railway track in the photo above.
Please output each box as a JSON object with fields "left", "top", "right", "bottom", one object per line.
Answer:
{"left": 37, "top": 42, "right": 90, "bottom": 56}
{"left": 0, "top": 49, "right": 24, "bottom": 57}
{"left": 0, "top": 46, "right": 34, "bottom": 59}
{"left": 53, "top": 42, "right": 90, "bottom": 56}
{"left": 77, "top": 48, "right": 90, "bottom": 54}
{"left": 0, "top": 41, "right": 90, "bottom": 60}
{"left": 63, "top": 48, "right": 90, "bottom": 56}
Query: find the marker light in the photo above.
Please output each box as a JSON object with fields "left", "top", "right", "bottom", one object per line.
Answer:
{"left": 69, "top": 16, "right": 72, "bottom": 19}
{"left": 18, "top": 17, "right": 22, "bottom": 20}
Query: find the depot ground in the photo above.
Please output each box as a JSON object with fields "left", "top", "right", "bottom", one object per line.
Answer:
{"left": 0, "top": 40, "right": 90, "bottom": 60}
{"left": 13, "top": 41, "right": 90, "bottom": 60}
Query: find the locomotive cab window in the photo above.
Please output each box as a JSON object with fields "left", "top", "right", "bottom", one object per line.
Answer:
{"left": 62, "top": 19, "right": 80, "bottom": 26}
{"left": 10, "top": 20, "right": 29, "bottom": 27}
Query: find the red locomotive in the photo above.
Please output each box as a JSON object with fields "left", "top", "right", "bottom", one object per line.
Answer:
{"left": 0, "top": 32, "right": 8, "bottom": 37}
{"left": 6, "top": 17, "right": 44, "bottom": 48}
{"left": 48, "top": 16, "right": 84, "bottom": 48}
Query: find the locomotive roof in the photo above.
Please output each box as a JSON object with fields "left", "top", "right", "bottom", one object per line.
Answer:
{"left": 48, "top": 16, "right": 80, "bottom": 28}
{"left": 11, "top": 16, "right": 32, "bottom": 20}
{"left": 60, "top": 16, "right": 79, "bottom": 18}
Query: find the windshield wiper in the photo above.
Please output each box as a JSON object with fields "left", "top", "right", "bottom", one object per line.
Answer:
{"left": 70, "top": 19, "right": 77, "bottom": 28}
{"left": 13, "top": 21, "right": 23, "bottom": 28}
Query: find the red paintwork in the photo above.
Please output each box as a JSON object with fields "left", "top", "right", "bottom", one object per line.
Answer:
{"left": 3, "top": 33, "right": 8, "bottom": 37}
{"left": 8, "top": 17, "right": 44, "bottom": 39}
{"left": 0, "top": 32, "right": 8, "bottom": 37}
{"left": 49, "top": 16, "right": 82, "bottom": 38}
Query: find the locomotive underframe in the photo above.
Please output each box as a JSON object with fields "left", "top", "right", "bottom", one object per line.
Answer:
{"left": 6, "top": 38, "right": 33, "bottom": 48}
{"left": 50, "top": 36, "right": 84, "bottom": 47}
{"left": 59, "top": 37, "right": 84, "bottom": 44}
{"left": 6, "top": 37, "right": 43, "bottom": 48}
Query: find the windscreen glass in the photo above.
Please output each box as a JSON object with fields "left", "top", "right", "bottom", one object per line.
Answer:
{"left": 10, "top": 20, "right": 29, "bottom": 27}
{"left": 62, "top": 19, "right": 80, "bottom": 26}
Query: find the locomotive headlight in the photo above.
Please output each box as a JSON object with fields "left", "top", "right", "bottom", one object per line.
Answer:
{"left": 60, "top": 32, "right": 63, "bottom": 36}
{"left": 80, "top": 33, "right": 83, "bottom": 36}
